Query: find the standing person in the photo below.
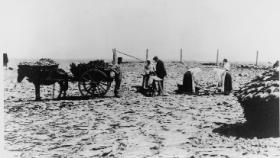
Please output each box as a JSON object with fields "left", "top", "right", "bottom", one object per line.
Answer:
{"left": 153, "top": 56, "right": 167, "bottom": 95}
{"left": 221, "top": 58, "right": 232, "bottom": 95}
{"left": 110, "top": 58, "right": 122, "bottom": 98}
{"left": 3, "top": 53, "right": 8, "bottom": 68}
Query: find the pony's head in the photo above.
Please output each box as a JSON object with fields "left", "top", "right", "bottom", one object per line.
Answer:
{"left": 17, "top": 65, "right": 28, "bottom": 82}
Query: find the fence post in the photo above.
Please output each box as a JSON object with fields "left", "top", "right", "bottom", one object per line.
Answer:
{"left": 255, "top": 51, "right": 259, "bottom": 66}
{"left": 180, "top": 48, "right": 183, "bottom": 63}
{"left": 112, "top": 48, "right": 117, "bottom": 64}
{"left": 216, "top": 49, "right": 219, "bottom": 66}
{"left": 146, "top": 49, "right": 149, "bottom": 61}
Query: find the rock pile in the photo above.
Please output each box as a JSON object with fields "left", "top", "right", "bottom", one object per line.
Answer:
{"left": 235, "top": 67, "right": 279, "bottom": 136}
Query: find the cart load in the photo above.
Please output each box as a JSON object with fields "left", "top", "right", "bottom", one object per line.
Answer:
{"left": 19, "top": 58, "right": 58, "bottom": 68}
{"left": 235, "top": 67, "right": 279, "bottom": 136}
{"left": 18, "top": 58, "right": 60, "bottom": 82}
{"left": 70, "top": 60, "right": 109, "bottom": 79}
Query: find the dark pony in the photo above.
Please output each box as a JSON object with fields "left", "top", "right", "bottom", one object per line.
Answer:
{"left": 17, "top": 65, "right": 68, "bottom": 100}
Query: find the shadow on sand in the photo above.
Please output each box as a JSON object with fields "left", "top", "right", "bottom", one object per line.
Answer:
{"left": 174, "top": 88, "right": 230, "bottom": 96}
{"left": 24, "top": 95, "right": 115, "bottom": 102}
{"left": 213, "top": 122, "right": 279, "bottom": 139}
{"left": 132, "top": 85, "right": 154, "bottom": 97}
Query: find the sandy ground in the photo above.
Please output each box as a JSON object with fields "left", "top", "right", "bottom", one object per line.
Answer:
{"left": 4, "top": 61, "right": 280, "bottom": 158}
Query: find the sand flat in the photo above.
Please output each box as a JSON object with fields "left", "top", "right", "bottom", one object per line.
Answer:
{"left": 4, "top": 62, "right": 280, "bottom": 157}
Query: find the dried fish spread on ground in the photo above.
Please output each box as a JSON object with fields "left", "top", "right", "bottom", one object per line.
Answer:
{"left": 194, "top": 69, "right": 221, "bottom": 94}
{"left": 236, "top": 64, "right": 271, "bottom": 70}
{"left": 235, "top": 68, "right": 279, "bottom": 135}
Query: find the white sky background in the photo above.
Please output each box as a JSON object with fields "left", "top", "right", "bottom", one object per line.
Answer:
{"left": 0, "top": 0, "right": 280, "bottom": 62}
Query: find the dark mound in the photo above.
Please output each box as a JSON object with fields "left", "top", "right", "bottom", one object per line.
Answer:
{"left": 235, "top": 68, "right": 279, "bottom": 136}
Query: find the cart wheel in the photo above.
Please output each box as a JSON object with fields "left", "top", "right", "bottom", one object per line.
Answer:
{"left": 95, "top": 80, "right": 111, "bottom": 97}
{"left": 78, "top": 69, "right": 111, "bottom": 97}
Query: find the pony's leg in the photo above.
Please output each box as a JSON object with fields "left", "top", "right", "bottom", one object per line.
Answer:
{"left": 57, "top": 81, "right": 62, "bottom": 98}
{"left": 58, "top": 80, "right": 68, "bottom": 98}
{"left": 34, "top": 83, "right": 41, "bottom": 100}
{"left": 63, "top": 80, "right": 68, "bottom": 97}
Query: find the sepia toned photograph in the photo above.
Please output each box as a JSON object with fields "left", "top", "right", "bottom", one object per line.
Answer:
{"left": 1, "top": 0, "right": 279, "bottom": 157}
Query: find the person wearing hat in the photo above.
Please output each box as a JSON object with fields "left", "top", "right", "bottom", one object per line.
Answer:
{"left": 142, "top": 59, "right": 155, "bottom": 89}
{"left": 153, "top": 56, "right": 167, "bottom": 94}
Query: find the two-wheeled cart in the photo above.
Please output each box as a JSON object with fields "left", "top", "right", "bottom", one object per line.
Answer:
{"left": 69, "top": 60, "right": 115, "bottom": 97}
{"left": 17, "top": 59, "right": 115, "bottom": 100}
{"left": 71, "top": 68, "right": 113, "bottom": 97}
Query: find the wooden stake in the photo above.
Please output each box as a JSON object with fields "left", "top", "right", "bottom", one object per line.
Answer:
{"left": 146, "top": 49, "right": 149, "bottom": 60}
{"left": 216, "top": 49, "right": 219, "bottom": 66}
{"left": 180, "top": 48, "right": 183, "bottom": 63}
{"left": 255, "top": 51, "right": 259, "bottom": 66}
{"left": 112, "top": 48, "right": 117, "bottom": 64}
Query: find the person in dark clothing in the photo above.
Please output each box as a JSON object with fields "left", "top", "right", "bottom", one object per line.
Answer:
{"left": 182, "top": 71, "right": 193, "bottom": 93}
{"left": 114, "top": 69, "right": 122, "bottom": 97}
{"left": 153, "top": 56, "right": 167, "bottom": 94}
{"left": 3, "top": 53, "right": 8, "bottom": 68}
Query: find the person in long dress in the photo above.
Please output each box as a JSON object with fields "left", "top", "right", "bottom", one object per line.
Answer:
{"left": 182, "top": 67, "right": 201, "bottom": 93}
{"left": 221, "top": 59, "right": 232, "bottom": 94}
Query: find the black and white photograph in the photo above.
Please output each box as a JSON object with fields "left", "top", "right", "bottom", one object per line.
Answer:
{"left": 1, "top": 0, "right": 279, "bottom": 157}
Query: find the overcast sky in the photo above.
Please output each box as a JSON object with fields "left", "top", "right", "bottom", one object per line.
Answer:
{"left": 0, "top": 0, "right": 279, "bottom": 62}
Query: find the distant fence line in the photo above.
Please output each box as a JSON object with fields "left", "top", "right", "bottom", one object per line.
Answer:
{"left": 111, "top": 48, "right": 261, "bottom": 65}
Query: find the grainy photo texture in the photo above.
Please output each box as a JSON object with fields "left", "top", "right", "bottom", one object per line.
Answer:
{"left": 1, "top": 0, "right": 280, "bottom": 157}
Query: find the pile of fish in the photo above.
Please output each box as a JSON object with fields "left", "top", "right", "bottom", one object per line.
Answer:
{"left": 201, "top": 62, "right": 216, "bottom": 66}
{"left": 70, "top": 60, "right": 109, "bottom": 79}
{"left": 193, "top": 69, "right": 221, "bottom": 95}
{"left": 236, "top": 64, "right": 270, "bottom": 70}
{"left": 19, "top": 58, "right": 58, "bottom": 67}
{"left": 235, "top": 67, "right": 279, "bottom": 136}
